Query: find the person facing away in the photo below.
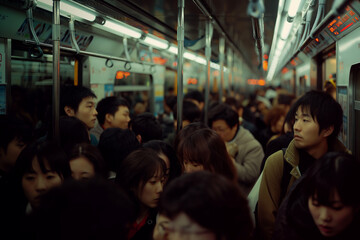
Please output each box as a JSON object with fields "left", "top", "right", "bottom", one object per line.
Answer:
{"left": 153, "top": 171, "right": 253, "bottom": 240}
{"left": 60, "top": 86, "right": 98, "bottom": 145}
{"left": 273, "top": 152, "right": 360, "bottom": 240}
{"left": 257, "top": 90, "right": 349, "bottom": 240}
{"left": 208, "top": 103, "right": 264, "bottom": 194}
{"left": 90, "top": 96, "right": 131, "bottom": 142}
{"left": 129, "top": 112, "right": 163, "bottom": 144}
{"left": 184, "top": 90, "right": 205, "bottom": 111}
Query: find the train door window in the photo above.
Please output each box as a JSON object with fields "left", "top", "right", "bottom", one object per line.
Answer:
{"left": 298, "top": 76, "right": 307, "bottom": 96}
{"left": 352, "top": 65, "right": 360, "bottom": 161}
{"left": 113, "top": 71, "right": 153, "bottom": 116}
{"left": 165, "top": 68, "right": 176, "bottom": 96}
{"left": 321, "top": 48, "right": 336, "bottom": 90}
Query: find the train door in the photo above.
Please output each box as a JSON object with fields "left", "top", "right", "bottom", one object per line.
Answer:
{"left": 350, "top": 64, "right": 360, "bottom": 161}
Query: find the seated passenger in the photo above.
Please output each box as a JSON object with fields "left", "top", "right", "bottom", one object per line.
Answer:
{"left": 176, "top": 128, "right": 237, "bottom": 183}
{"left": 143, "top": 140, "right": 182, "bottom": 184}
{"left": 69, "top": 143, "right": 108, "bottom": 180}
{"left": 90, "top": 96, "right": 130, "bottom": 142}
{"left": 154, "top": 171, "right": 253, "bottom": 240}
{"left": 32, "top": 178, "right": 136, "bottom": 240}
{"left": 273, "top": 152, "right": 360, "bottom": 240}
{"left": 115, "top": 148, "right": 166, "bottom": 240}
{"left": 208, "top": 103, "right": 264, "bottom": 194}
{"left": 129, "top": 112, "right": 163, "bottom": 143}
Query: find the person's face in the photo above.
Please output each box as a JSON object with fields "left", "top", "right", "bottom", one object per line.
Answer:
{"left": 212, "top": 119, "right": 237, "bottom": 142}
{"left": 0, "top": 138, "right": 26, "bottom": 172}
{"left": 69, "top": 156, "right": 95, "bottom": 180}
{"left": 158, "top": 153, "right": 170, "bottom": 183}
{"left": 138, "top": 170, "right": 164, "bottom": 208}
{"left": 73, "top": 97, "right": 98, "bottom": 129}
{"left": 308, "top": 190, "right": 356, "bottom": 237}
{"left": 293, "top": 107, "right": 330, "bottom": 151}
{"left": 183, "top": 161, "right": 204, "bottom": 173}
{"left": 22, "top": 157, "right": 63, "bottom": 208}
{"left": 165, "top": 212, "right": 216, "bottom": 240}
{"left": 108, "top": 106, "right": 130, "bottom": 129}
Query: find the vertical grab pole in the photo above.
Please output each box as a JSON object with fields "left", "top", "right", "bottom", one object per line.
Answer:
{"left": 204, "top": 20, "right": 212, "bottom": 125}
{"left": 176, "top": 0, "right": 185, "bottom": 132}
{"left": 52, "top": 0, "right": 61, "bottom": 145}
{"left": 219, "top": 37, "right": 225, "bottom": 102}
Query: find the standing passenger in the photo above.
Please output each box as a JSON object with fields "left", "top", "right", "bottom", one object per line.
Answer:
{"left": 257, "top": 90, "right": 349, "bottom": 240}
{"left": 90, "top": 96, "right": 130, "bottom": 142}
{"left": 130, "top": 112, "right": 163, "bottom": 144}
{"left": 208, "top": 103, "right": 264, "bottom": 194}
{"left": 115, "top": 148, "right": 166, "bottom": 240}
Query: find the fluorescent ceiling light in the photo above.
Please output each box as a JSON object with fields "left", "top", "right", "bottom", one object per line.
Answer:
{"left": 37, "top": 0, "right": 96, "bottom": 22}
{"left": 143, "top": 35, "right": 169, "bottom": 49}
{"left": 277, "top": 39, "right": 286, "bottom": 49}
{"left": 168, "top": 45, "right": 178, "bottom": 55}
{"left": 210, "top": 62, "right": 220, "bottom": 70}
{"left": 288, "top": 0, "right": 302, "bottom": 18}
{"left": 195, "top": 56, "right": 206, "bottom": 65}
{"left": 103, "top": 20, "right": 142, "bottom": 39}
{"left": 280, "top": 20, "right": 293, "bottom": 40}
{"left": 184, "top": 51, "right": 197, "bottom": 60}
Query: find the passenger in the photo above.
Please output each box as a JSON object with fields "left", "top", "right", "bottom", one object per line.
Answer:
{"left": 324, "top": 79, "right": 336, "bottom": 100}
{"left": 258, "top": 106, "right": 286, "bottom": 151}
{"left": 115, "top": 148, "right": 166, "bottom": 240}
{"left": 1, "top": 140, "right": 71, "bottom": 238}
{"left": 257, "top": 90, "right": 349, "bottom": 240}
{"left": 176, "top": 128, "right": 237, "bottom": 183}
{"left": 69, "top": 143, "right": 108, "bottom": 180}
{"left": 90, "top": 96, "right": 130, "bottom": 142}
{"left": 208, "top": 103, "right": 264, "bottom": 194}
{"left": 60, "top": 86, "right": 98, "bottom": 145}
{"left": 143, "top": 140, "right": 182, "bottom": 184}
{"left": 59, "top": 116, "right": 90, "bottom": 157}
{"left": 32, "top": 178, "right": 136, "bottom": 240}
{"left": 158, "top": 95, "right": 177, "bottom": 139}
{"left": 184, "top": 90, "right": 205, "bottom": 111}
{"left": 154, "top": 171, "right": 253, "bottom": 240}
{"left": 98, "top": 128, "right": 140, "bottom": 180}
{"left": 273, "top": 152, "right": 360, "bottom": 240}
{"left": 0, "top": 115, "right": 33, "bottom": 189}
{"left": 165, "top": 100, "right": 201, "bottom": 147}
{"left": 174, "top": 121, "right": 208, "bottom": 155}
{"left": 129, "top": 112, "right": 163, "bottom": 143}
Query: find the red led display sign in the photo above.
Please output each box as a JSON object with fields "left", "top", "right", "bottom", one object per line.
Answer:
{"left": 327, "top": 5, "right": 360, "bottom": 37}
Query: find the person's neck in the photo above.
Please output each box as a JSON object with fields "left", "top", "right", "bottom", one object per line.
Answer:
{"left": 305, "top": 140, "right": 329, "bottom": 159}
{"left": 137, "top": 205, "right": 149, "bottom": 224}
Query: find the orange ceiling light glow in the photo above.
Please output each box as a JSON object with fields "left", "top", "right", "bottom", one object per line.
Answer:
{"left": 187, "top": 78, "right": 198, "bottom": 85}
{"left": 263, "top": 60, "right": 268, "bottom": 71}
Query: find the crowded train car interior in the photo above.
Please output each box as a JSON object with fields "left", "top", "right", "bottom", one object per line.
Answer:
{"left": 1, "top": 0, "right": 360, "bottom": 239}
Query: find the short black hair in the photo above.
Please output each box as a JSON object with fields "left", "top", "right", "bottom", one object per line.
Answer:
{"left": 159, "top": 171, "right": 253, "bottom": 240}
{"left": 96, "top": 96, "right": 129, "bottom": 125}
{"left": 208, "top": 103, "right": 239, "bottom": 128}
{"left": 60, "top": 86, "right": 96, "bottom": 115}
{"left": 98, "top": 128, "right": 140, "bottom": 172}
{"left": 129, "top": 112, "right": 162, "bottom": 143}
{"left": 0, "top": 115, "right": 33, "bottom": 152}
{"left": 291, "top": 90, "right": 342, "bottom": 142}
{"left": 33, "top": 178, "right": 136, "bottom": 240}
{"left": 184, "top": 90, "right": 204, "bottom": 103}
{"left": 173, "top": 100, "right": 201, "bottom": 122}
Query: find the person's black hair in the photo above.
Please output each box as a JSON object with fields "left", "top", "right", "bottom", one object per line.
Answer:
{"left": 129, "top": 112, "right": 162, "bottom": 143}
{"left": 115, "top": 148, "right": 166, "bottom": 207}
{"left": 70, "top": 143, "right": 109, "bottom": 179}
{"left": 60, "top": 86, "right": 96, "bottom": 115}
{"left": 98, "top": 128, "right": 140, "bottom": 172}
{"left": 173, "top": 100, "right": 201, "bottom": 122}
{"left": 32, "top": 178, "right": 136, "bottom": 240}
{"left": 224, "top": 97, "right": 243, "bottom": 111}
{"left": 143, "top": 140, "right": 182, "bottom": 183}
{"left": 59, "top": 116, "right": 90, "bottom": 157}
{"left": 96, "top": 96, "right": 130, "bottom": 125}
{"left": 207, "top": 103, "right": 239, "bottom": 128}
{"left": 0, "top": 115, "right": 33, "bottom": 152}
{"left": 159, "top": 171, "right": 253, "bottom": 240}
{"left": 174, "top": 122, "right": 208, "bottom": 155}
{"left": 164, "top": 95, "right": 177, "bottom": 112}
{"left": 184, "top": 90, "right": 204, "bottom": 103}
{"left": 291, "top": 90, "right": 342, "bottom": 143}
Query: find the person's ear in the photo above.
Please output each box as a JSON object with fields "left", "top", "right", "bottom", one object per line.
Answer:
{"left": 105, "top": 113, "right": 114, "bottom": 123}
{"left": 64, "top": 106, "right": 75, "bottom": 117}
{"left": 322, "top": 125, "right": 334, "bottom": 137}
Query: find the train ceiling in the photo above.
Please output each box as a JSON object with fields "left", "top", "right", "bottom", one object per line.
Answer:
{"left": 76, "top": 0, "right": 279, "bottom": 77}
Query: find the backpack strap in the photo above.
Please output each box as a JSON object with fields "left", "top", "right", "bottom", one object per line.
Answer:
{"left": 279, "top": 148, "right": 292, "bottom": 203}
